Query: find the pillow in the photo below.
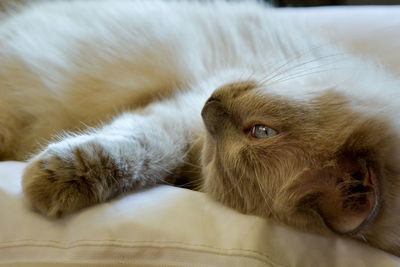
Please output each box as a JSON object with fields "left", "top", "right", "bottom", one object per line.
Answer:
{"left": 2, "top": 6, "right": 400, "bottom": 267}
{"left": 1, "top": 161, "right": 399, "bottom": 266}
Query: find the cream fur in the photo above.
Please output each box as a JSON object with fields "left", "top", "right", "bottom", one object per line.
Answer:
{"left": 1, "top": 0, "right": 400, "bottom": 257}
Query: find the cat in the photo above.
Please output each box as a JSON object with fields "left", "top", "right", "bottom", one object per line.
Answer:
{"left": 1, "top": 0, "right": 400, "bottom": 257}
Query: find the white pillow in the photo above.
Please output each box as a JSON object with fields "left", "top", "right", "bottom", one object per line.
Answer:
{"left": 2, "top": 6, "right": 400, "bottom": 267}
{"left": 1, "top": 161, "right": 399, "bottom": 266}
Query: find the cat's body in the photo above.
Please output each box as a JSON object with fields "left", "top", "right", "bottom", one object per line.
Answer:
{"left": 2, "top": 0, "right": 400, "bottom": 257}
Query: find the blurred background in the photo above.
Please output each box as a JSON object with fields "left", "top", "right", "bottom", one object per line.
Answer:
{"left": 270, "top": 0, "right": 399, "bottom": 6}
{"left": 1, "top": 0, "right": 400, "bottom": 8}
{"left": 0, "top": 0, "right": 399, "bottom": 11}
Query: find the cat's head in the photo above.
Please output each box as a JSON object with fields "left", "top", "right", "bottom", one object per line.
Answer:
{"left": 201, "top": 79, "right": 400, "bottom": 252}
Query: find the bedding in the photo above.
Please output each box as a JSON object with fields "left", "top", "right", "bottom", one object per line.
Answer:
{"left": 2, "top": 161, "right": 400, "bottom": 267}
{"left": 1, "top": 6, "right": 400, "bottom": 267}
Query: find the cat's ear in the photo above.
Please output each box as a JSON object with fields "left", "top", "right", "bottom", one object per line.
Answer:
{"left": 297, "top": 161, "right": 378, "bottom": 234}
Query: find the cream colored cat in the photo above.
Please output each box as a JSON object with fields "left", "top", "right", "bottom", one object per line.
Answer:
{"left": 1, "top": 0, "right": 400, "bottom": 257}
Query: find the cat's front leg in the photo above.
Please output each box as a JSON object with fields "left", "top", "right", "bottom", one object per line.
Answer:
{"left": 22, "top": 107, "right": 203, "bottom": 217}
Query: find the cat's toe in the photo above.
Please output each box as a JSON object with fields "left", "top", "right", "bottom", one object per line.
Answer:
{"left": 22, "top": 139, "right": 116, "bottom": 217}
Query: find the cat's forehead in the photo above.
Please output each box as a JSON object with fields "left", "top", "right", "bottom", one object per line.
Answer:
{"left": 215, "top": 79, "right": 322, "bottom": 111}
{"left": 255, "top": 81, "right": 327, "bottom": 103}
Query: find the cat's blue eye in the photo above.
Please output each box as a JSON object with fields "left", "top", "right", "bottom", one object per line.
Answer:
{"left": 250, "top": 125, "right": 278, "bottom": 139}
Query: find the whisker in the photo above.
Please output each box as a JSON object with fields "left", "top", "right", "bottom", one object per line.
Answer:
{"left": 259, "top": 42, "right": 348, "bottom": 84}
{"left": 359, "top": 234, "right": 370, "bottom": 245}
{"left": 268, "top": 67, "right": 345, "bottom": 85}
{"left": 261, "top": 53, "right": 347, "bottom": 86}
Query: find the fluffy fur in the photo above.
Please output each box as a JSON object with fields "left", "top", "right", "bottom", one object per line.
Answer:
{"left": 1, "top": 0, "right": 400, "bottom": 256}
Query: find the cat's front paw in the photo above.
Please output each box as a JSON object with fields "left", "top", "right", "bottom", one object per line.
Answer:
{"left": 22, "top": 136, "right": 120, "bottom": 217}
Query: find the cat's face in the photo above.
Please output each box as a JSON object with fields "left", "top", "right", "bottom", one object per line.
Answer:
{"left": 201, "top": 80, "right": 400, "bottom": 251}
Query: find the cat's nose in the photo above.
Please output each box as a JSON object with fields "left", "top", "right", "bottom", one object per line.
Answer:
{"left": 201, "top": 97, "right": 228, "bottom": 135}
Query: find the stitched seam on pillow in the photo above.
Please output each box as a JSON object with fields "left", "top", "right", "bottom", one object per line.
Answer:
{"left": 0, "top": 256, "right": 272, "bottom": 267}
{"left": 0, "top": 239, "right": 287, "bottom": 267}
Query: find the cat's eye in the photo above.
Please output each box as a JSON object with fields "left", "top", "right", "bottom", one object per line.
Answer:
{"left": 250, "top": 124, "right": 278, "bottom": 139}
